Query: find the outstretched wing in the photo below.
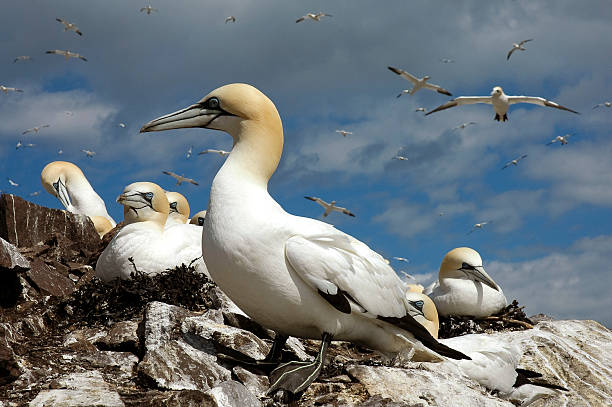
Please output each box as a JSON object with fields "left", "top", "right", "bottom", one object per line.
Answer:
{"left": 423, "top": 82, "right": 452, "bottom": 96}
{"left": 507, "top": 96, "right": 579, "bottom": 114}
{"left": 506, "top": 48, "right": 516, "bottom": 60}
{"left": 388, "top": 66, "right": 418, "bottom": 85}
{"left": 425, "top": 96, "right": 491, "bottom": 116}
{"left": 519, "top": 38, "right": 534, "bottom": 46}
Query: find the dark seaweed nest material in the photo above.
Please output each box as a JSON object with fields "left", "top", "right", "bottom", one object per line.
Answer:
{"left": 438, "top": 300, "right": 534, "bottom": 339}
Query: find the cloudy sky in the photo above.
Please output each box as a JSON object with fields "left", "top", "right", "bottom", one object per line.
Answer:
{"left": 1, "top": 0, "right": 610, "bottom": 327}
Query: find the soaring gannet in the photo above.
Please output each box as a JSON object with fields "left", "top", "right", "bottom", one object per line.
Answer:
{"left": 7, "top": 178, "right": 18, "bottom": 187}
{"left": 507, "top": 39, "right": 533, "bottom": 60}
{"left": 468, "top": 221, "right": 490, "bottom": 234}
{"left": 388, "top": 66, "right": 452, "bottom": 96}
{"left": 22, "top": 124, "right": 50, "bottom": 135}
{"left": 335, "top": 129, "right": 353, "bottom": 137}
{"left": 392, "top": 155, "right": 409, "bottom": 161}
{"left": 0, "top": 85, "right": 23, "bottom": 94}
{"left": 29, "top": 191, "right": 41, "bottom": 197}
{"left": 46, "top": 50, "right": 88, "bottom": 61}
{"left": 140, "top": 5, "right": 158, "bottom": 14}
{"left": 186, "top": 146, "right": 193, "bottom": 159}
{"left": 189, "top": 210, "right": 207, "bottom": 226}
{"left": 426, "top": 86, "right": 579, "bottom": 122}
{"left": 13, "top": 56, "right": 32, "bottom": 63}
{"left": 415, "top": 107, "right": 426, "bottom": 112}
{"left": 426, "top": 247, "right": 506, "bottom": 317}
{"left": 198, "top": 148, "right": 230, "bottom": 157}
{"left": 407, "top": 292, "right": 567, "bottom": 405}
{"left": 593, "top": 101, "right": 611, "bottom": 109}
{"left": 453, "top": 121, "right": 476, "bottom": 130}
{"left": 162, "top": 170, "right": 199, "bottom": 186}
{"left": 118, "top": 122, "right": 126, "bottom": 128}
{"left": 56, "top": 18, "right": 83, "bottom": 36}
{"left": 15, "top": 141, "right": 22, "bottom": 149}
{"left": 165, "top": 191, "right": 190, "bottom": 227}
{"left": 546, "top": 134, "right": 572, "bottom": 146}
{"left": 304, "top": 196, "right": 355, "bottom": 218}
{"left": 502, "top": 154, "right": 528, "bottom": 169}
{"left": 41, "top": 161, "right": 116, "bottom": 237}
{"left": 440, "top": 58, "right": 455, "bottom": 64}
{"left": 296, "top": 12, "right": 332, "bottom": 23}
{"left": 225, "top": 16, "right": 236, "bottom": 23}
{"left": 95, "top": 182, "right": 206, "bottom": 281}
{"left": 140, "top": 83, "right": 470, "bottom": 397}
{"left": 393, "top": 256, "right": 410, "bottom": 264}
{"left": 81, "top": 149, "right": 96, "bottom": 158}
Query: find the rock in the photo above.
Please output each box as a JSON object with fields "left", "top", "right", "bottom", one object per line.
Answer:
{"left": 27, "top": 258, "right": 75, "bottom": 297}
{"left": 0, "top": 237, "right": 29, "bottom": 270}
{"left": 96, "top": 321, "right": 140, "bottom": 354}
{"left": 0, "top": 341, "right": 22, "bottom": 386}
{"left": 232, "top": 366, "right": 269, "bottom": 397}
{"left": 75, "top": 351, "right": 138, "bottom": 377}
{"left": 0, "top": 194, "right": 100, "bottom": 251}
{"left": 204, "top": 380, "right": 260, "bottom": 407}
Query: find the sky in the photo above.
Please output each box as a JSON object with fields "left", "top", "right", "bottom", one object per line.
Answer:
{"left": 1, "top": 0, "right": 611, "bottom": 327}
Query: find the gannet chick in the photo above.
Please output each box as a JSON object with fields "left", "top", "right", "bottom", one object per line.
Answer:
{"left": 13, "top": 56, "right": 32, "bottom": 63}
{"left": 140, "top": 83, "right": 470, "bottom": 398}
{"left": 305, "top": 196, "right": 355, "bottom": 218}
{"left": 296, "top": 12, "right": 332, "bottom": 23}
{"left": 502, "top": 154, "right": 528, "bottom": 169}
{"left": 22, "top": 124, "right": 50, "bottom": 135}
{"left": 96, "top": 182, "right": 206, "bottom": 281}
{"left": 189, "top": 210, "right": 207, "bottom": 226}
{"left": 165, "top": 191, "right": 190, "bottom": 228}
{"left": 0, "top": 85, "right": 23, "bottom": 94}
{"left": 335, "top": 129, "right": 352, "bottom": 137}
{"left": 162, "top": 170, "right": 199, "bottom": 186}
{"left": 46, "top": 50, "right": 87, "bottom": 61}
{"left": 140, "top": 5, "right": 158, "bottom": 14}
{"left": 427, "top": 247, "right": 506, "bottom": 317}
{"left": 593, "top": 101, "right": 611, "bottom": 109}
{"left": 225, "top": 16, "right": 236, "bottom": 23}
{"left": 388, "top": 66, "right": 452, "bottom": 96}
{"left": 546, "top": 134, "right": 572, "bottom": 146}
{"left": 8, "top": 178, "right": 18, "bottom": 187}
{"left": 453, "top": 121, "right": 476, "bottom": 130}
{"left": 81, "top": 149, "right": 96, "bottom": 158}
{"left": 468, "top": 221, "right": 490, "bottom": 234}
{"left": 198, "top": 148, "right": 230, "bottom": 157}
{"left": 507, "top": 39, "right": 533, "bottom": 60}
{"left": 426, "top": 86, "right": 578, "bottom": 122}
{"left": 56, "top": 18, "right": 83, "bottom": 36}
{"left": 41, "top": 161, "right": 116, "bottom": 235}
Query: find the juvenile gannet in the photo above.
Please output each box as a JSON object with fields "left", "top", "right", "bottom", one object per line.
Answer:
{"left": 189, "top": 210, "right": 207, "bottom": 226}
{"left": 95, "top": 182, "right": 206, "bottom": 281}
{"left": 56, "top": 18, "right": 83, "bottom": 36}
{"left": 13, "top": 56, "right": 32, "bottom": 63}
{"left": 507, "top": 39, "right": 533, "bottom": 60}
{"left": 7, "top": 178, "right": 18, "bottom": 187}
{"left": 393, "top": 155, "right": 409, "bottom": 161}
{"left": 296, "top": 12, "right": 332, "bottom": 23}
{"left": 198, "top": 148, "right": 230, "bottom": 157}
{"left": 453, "top": 121, "right": 476, "bottom": 130}
{"left": 225, "top": 16, "right": 236, "bottom": 23}
{"left": 46, "top": 50, "right": 88, "bottom": 61}
{"left": 546, "top": 134, "right": 572, "bottom": 146}
{"left": 388, "top": 66, "right": 452, "bottom": 96}
{"left": 41, "top": 161, "right": 116, "bottom": 236}
{"left": 468, "top": 221, "right": 490, "bottom": 234}
{"left": 305, "top": 196, "right": 355, "bottom": 218}
{"left": 335, "top": 129, "right": 353, "bottom": 137}
{"left": 162, "top": 170, "right": 199, "bottom": 186}
{"left": 502, "top": 154, "right": 528, "bottom": 169}
{"left": 426, "top": 86, "right": 578, "bottom": 121}
{"left": 415, "top": 107, "right": 426, "bottom": 112}
{"left": 81, "top": 149, "right": 96, "bottom": 158}
{"left": 0, "top": 85, "right": 23, "bottom": 94}
{"left": 140, "top": 83, "right": 470, "bottom": 397}
{"left": 165, "top": 191, "right": 190, "bottom": 227}
{"left": 426, "top": 247, "right": 506, "bottom": 317}
{"left": 593, "top": 101, "right": 611, "bottom": 109}
{"left": 22, "top": 124, "right": 50, "bottom": 135}
{"left": 140, "top": 5, "right": 158, "bottom": 14}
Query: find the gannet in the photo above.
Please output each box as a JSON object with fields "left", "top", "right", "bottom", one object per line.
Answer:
{"left": 468, "top": 221, "right": 490, "bottom": 234}
{"left": 393, "top": 155, "right": 409, "bottom": 161}
{"left": 95, "top": 182, "right": 206, "bottom": 281}
{"left": 225, "top": 16, "right": 236, "bottom": 23}
{"left": 335, "top": 129, "right": 352, "bottom": 137}
{"left": 162, "top": 170, "right": 199, "bottom": 186}
{"left": 304, "top": 196, "right": 355, "bottom": 218}
{"left": 41, "top": 161, "right": 116, "bottom": 237}
{"left": 593, "top": 101, "right": 611, "bottom": 109}
{"left": 15, "top": 141, "right": 22, "bottom": 149}
{"left": 81, "top": 149, "right": 96, "bottom": 158}
{"left": 13, "top": 56, "right": 32, "bottom": 63}
{"left": 165, "top": 191, "right": 190, "bottom": 228}
{"left": 7, "top": 178, "right": 18, "bottom": 187}
{"left": 507, "top": 39, "right": 533, "bottom": 60}
{"left": 29, "top": 191, "right": 41, "bottom": 197}
{"left": 546, "top": 134, "right": 572, "bottom": 146}
{"left": 440, "top": 58, "right": 455, "bottom": 63}
{"left": 453, "top": 121, "right": 476, "bottom": 130}
{"left": 24, "top": 143, "right": 36, "bottom": 148}
{"left": 408, "top": 292, "right": 568, "bottom": 405}
{"left": 56, "top": 18, "right": 83, "bottom": 36}
{"left": 415, "top": 107, "right": 426, "bottom": 112}
{"left": 0, "top": 85, "right": 23, "bottom": 94}
{"left": 46, "top": 50, "right": 87, "bottom": 61}
{"left": 118, "top": 122, "right": 126, "bottom": 128}
{"left": 198, "top": 148, "right": 230, "bottom": 157}
{"left": 57, "top": 148, "right": 63, "bottom": 155}
{"left": 189, "top": 210, "right": 207, "bottom": 226}
{"left": 296, "top": 12, "right": 332, "bottom": 23}
{"left": 502, "top": 154, "right": 528, "bottom": 169}
{"left": 426, "top": 247, "right": 506, "bottom": 317}
{"left": 140, "top": 83, "right": 470, "bottom": 397}
{"left": 140, "top": 5, "right": 158, "bottom": 14}
{"left": 22, "top": 124, "right": 50, "bottom": 135}
{"left": 388, "top": 66, "right": 452, "bottom": 96}
{"left": 393, "top": 256, "right": 410, "bottom": 264}
{"left": 186, "top": 146, "right": 193, "bottom": 158}
{"left": 426, "top": 86, "right": 578, "bottom": 122}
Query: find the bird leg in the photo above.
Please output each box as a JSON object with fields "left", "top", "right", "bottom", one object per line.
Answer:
{"left": 216, "top": 333, "right": 287, "bottom": 368}
{"left": 267, "top": 332, "right": 332, "bottom": 398}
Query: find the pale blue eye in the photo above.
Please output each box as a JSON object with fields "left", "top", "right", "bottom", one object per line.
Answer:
{"left": 145, "top": 192, "right": 153, "bottom": 200}
{"left": 208, "top": 97, "right": 219, "bottom": 109}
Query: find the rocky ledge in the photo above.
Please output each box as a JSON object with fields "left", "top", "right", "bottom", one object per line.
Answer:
{"left": 1, "top": 194, "right": 611, "bottom": 407}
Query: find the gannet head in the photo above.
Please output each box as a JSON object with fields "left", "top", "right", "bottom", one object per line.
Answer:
{"left": 439, "top": 247, "right": 500, "bottom": 291}
{"left": 165, "top": 191, "right": 190, "bottom": 224}
{"left": 117, "top": 182, "right": 169, "bottom": 227}
{"left": 41, "top": 161, "right": 87, "bottom": 210}
{"left": 405, "top": 291, "right": 439, "bottom": 339}
{"left": 491, "top": 86, "right": 503, "bottom": 97}
{"left": 189, "top": 210, "right": 207, "bottom": 226}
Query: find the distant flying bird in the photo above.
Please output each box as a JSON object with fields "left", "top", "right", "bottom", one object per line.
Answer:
{"left": 388, "top": 66, "right": 452, "bottom": 96}
{"left": 438, "top": 211, "right": 445, "bottom": 216}
{"left": 22, "top": 124, "right": 50, "bottom": 135}
{"left": 440, "top": 58, "right": 455, "bottom": 63}
{"left": 296, "top": 12, "right": 332, "bottom": 23}
{"left": 65, "top": 111, "right": 74, "bottom": 116}
{"left": 81, "top": 149, "right": 96, "bottom": 157}
{"left": 163, "top": 171, "right": 199, "bottom": 186}
{"left": 15, "top": 141, "right": 22, "bottom": 149}
{"left": 57, "top": 148, "right": 64, "bottom": 155}
{"left": 335, "top": 129, "right": 353, "bottom": 137}
{"left": 24, "top": 143, "right": 36, "bottom": 148}
{"left": 118, "top": 122, "right": 126, "bottom": 128}
{"left": 140, "top": 5, "right": 158, "bottom": 14}
{"left": 393, "top": 257, "right": 410, "bottom": 264}
{"left": 56, "top": 18, "right": 83, "bottom": 35}
{"left": 453, "top": 121, "right": 477, "bottom": 130}
{"left": 7, "top": 178, "right": 18, "bottom": 187}
{"left": 186, "top": 146, "right": 193, "bottom": 159}
{"left": 468, "top": 222, "right": 490, "bottom": 234}
{"left": 46, "top": 50, "right": 87, "bottom": 61}
{"left": 546, "top": 134, "right": 572, "bottom": 146}
{"left": 225, "top": 16, "right": 236, "bottom": 23}
{"left": 593, "top": 102, "right": 611, "bottom": 109}
{"left": 198, "top": 149, "right": 230, "bottom": 157}
{"left": 393, "top": 155, "right": 409, "bottom": 161}
{"left": 29, "top": 191, "right": 41, "bottom": 197}
{"left": 507, "top": 39, "right": 533, "bottom": 60}
{"left": 13, "top": 56, "right": 31, "bottom": 63}
{"left": 426, "top": 86, "right": 579, "bottom": 122}
{"left": 304, "top": 196, "right": 355, "bottom": 218}
{"left": 415, "top": 107, "right": 427, "bottom": 113}
{"left": 502, "top": 154, "right": 528, "bottom": 169}
{"left": 0, "top": 85, "right": 23, "bottom": 94}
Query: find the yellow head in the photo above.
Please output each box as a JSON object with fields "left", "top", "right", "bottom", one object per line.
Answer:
{"left": 189, "top": 210, "right": 207, "bottom": 226}
{"left": 439, "top": 247, "right": 500, "bottom": 291}
{"left": 117, "top": 182, "right": 169, "bottom": 228}
{"left": 165, "top": 191, "right": 190, "bottom": 224}
{"left": 40, "top": 161, "right": 87, "bottom": 209}
{"left": 405, "top": 291, "right": 439, "bottom": 339}
{"left": 491, "top": 86, "right": 504, "bottom": 96}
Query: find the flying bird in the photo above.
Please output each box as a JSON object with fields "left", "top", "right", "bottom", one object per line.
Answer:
{"left": 118, "top": 122, "right": 126, "bottom": 128}
{"left": 186, "top": 146, "right": 193, "bottom": 159}
{"left": 140, "top": 5, "right": 158, "bottom": 14}
{"left": 65, "top": 111, "right": 74, "bottom": 116}
{"left": 15, "top": 141, "right": 22, "bottom": 149}
{"left": 0, "top": 85, "right": 23, "bottom": 94}
{"left": 393, "top": 155, "right": 409, "bottom": 161}
{"left": 468, "top": 222, "right": 490, "bottom": 234}
{"left": 393, "top": 257, "right": 410, "bottom": 264}
{"left": 7, "top": 178, "right": 18, "bottom": 187}
{"left": 335, "top": 129, "right": 353, "bottom": 137}
{"left": 24, "top": 143, "right": 36, "bottom": 148}
{"left": 426, "top": 86, "right": 579, "bottom": 122}
{"left": 198, "top": 148, "right": 230, "bottom": 157}
{"left": 56, "top": 18, "right": 83, "bottom": 35}
{"left": 507, "top": 39, "right": 533, "bottom": 60}
{"left": 162, "top": 171, "right": 199, "bottom": 186}
{"left": 440, "top": 58, "right": 455, "bottom": 63}
{"left": 13, "top": 56, "right": 31, "bottom": 63}
{"left": 22, "top": 124, "right": 50, "bottom": 135}
{"left": 453, "top": 121, "right": 477, "bottom": 130}
{"left": 225, "top": 16, "right": 236, "bottom": 23}
{"left": 296, "top": 12, "right": 332, "bottom": 23}
{"left": 502, "top": 154, "right": 528, "bottom": 169}
{"left": 57, "top": 149, "right": 64, "bottom": 155}
{"left": 305, "top": 196, "right": 355, "bottom": 218}
{"left": 388, "top": 66, "right": 452, "bottom": 96}
{"left": 593, "top": 102, "right": 611, "bottom": 109}
{"left": 29, "top": 191, "right": 41, "bottom": 197}
{"left": 81, "top": 149, "right": 96, "bottom": 158}
{"left": 415, "top": 107, "right": 427, "bottom": 113}
{"left": 546, "top": 134, "right": 572, "bottom": 146}
{"left": 46, "top": 50, "right": 87, "bottom": 61}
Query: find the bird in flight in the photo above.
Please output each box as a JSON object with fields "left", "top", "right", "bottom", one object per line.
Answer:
{"left": 468, "top": 222, "right": 490, "bottom": 234}
{"left": 198, "top": 149, "right": 230, "bottom": 157}
{"left": 507, "top": 39, "right": 533, "bottom": 60}
{"left": 304, "top": 196, "right": 355, "bottom": 218}
{"left": 118, "top": 123, "right": 126, "bottom": 128}
{"left": 415, "top": 107, "right": 427, "bottom": 113}
{"left": 453, "top": 121, "right": 477, "bottom": 130}
{"left": 388, "top": 66, "right": 452, "bottom": 96}
{"left": 46, "top": 50, "right": 87, "bottom": 61}
{"left": 140, "top": 5, "right": 158, "bottom": 14}
{"left": 225, "top": 16, "right": 236, "bottom": 23}
{"left": 13, "top": 56, "right": 32, "bottom": 63}
{"left": 7, "top": 178, "right": 19, "bottom": 187}
{"left": 81, "top": 149, "right": 96, "bottom": 158}
{"left": 29, "top": 191, "right": 41, "bottom": 197}
{"left": 393, "top": 155, "right": 409, "bottom": 161}
{"left": 296, "top": 12, "right": 332, "bottom": 23}
{"left": 546, "top": 134, "right": 572, "bottom": 146}
{"left": 163, "top": 171, "right": 199, "bottom": 186}
{"left": 56, "top": 18, "right": 83, "bottom": 35}
{"left": 426, "top": 86, "right": 578, "bottom": 122}
{"left": 593, "top": 102, "right": 611, "bottom": 109}
{"left": 0, "top": 85, "right": 23, "bottom": 94}
{"left": 22, "top": 124, "right": 50, "bottom": 135}
{"left": 186, "top": 146, "right": 193, "bottom": 159}
{"left": 393, "top": 256, "right": 410, "bottom": 263}
{"left": 335, "top": 129, "right": 353, "bottom": 137}
{"left": 502, "top": 154, "right": 528, "bottom": 169}
{"left": 440, "top": 58, "right": 455, "bottom": 63}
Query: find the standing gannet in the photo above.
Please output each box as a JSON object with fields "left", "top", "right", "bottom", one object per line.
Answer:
{"left": 546, "top": 134, "right": 572, "bottom": 146}
{"left": 426, "top": 247, "right": 506, "bottom": 317}
{"left": 304, "top": 196, "right": 355, "bottom": 218}
{"left": 41, "top": 161, "right": 116, "bottom": 237}
{"left": 13, "top": 56, "right": 32, "bottom": 63}
{"left": 95, "top": 182, "right": 207, "bottom": 281}
{"left": 165, "top": 191, "right": 190, "bottom": 228}
{"left": 162, "top": 170, "right": 199, "bottom": 186}
{"left": 502, "top": 154, "right": 528, "bottom": 169}
{"left": 426, "top": 86, "right": 579, "bottom": 122}
{"left": 56, "top": 18, "right": 83, "bottom": 36}
{"left": 22, "top": 124, "right": 50, "bottom": 135}
{"left": 593, "top": 101, "right": 611, "bottom": 109}
{"left": 507, "top": 39, "right": 533, "bottom": 60}
{"left": 388, "top": 66, "right": 452, "bottom": 96}
{"left": 0, "top": 85, "right": 23, "bottom": 94}
{"left": 46, "top": 50, "right": 88, "bottom": 61}
{"left": 296, "top": 12, "right": 332, "bottom": 23}
{"left": 189, "top": 210, "right": 207, "bottom": 226}
{"left": 140, "top": 83, "right": 469, "bottom": 398}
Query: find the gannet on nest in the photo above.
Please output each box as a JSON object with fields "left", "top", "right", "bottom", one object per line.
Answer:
{"left": 165, "top": 191, "right": 190, "bottom": 227}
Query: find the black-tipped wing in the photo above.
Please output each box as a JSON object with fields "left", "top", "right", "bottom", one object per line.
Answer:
{"left": 388, "top": 66, "right": 418, "bottom": 84}
{"left": 507, "top": 96, "right": 579, "bottom": 114}
{"left": 426, "top": 96, "right": 491, "bottom": 116}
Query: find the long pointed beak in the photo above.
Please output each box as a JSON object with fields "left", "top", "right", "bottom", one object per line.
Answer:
{"left": 54, "top": 180, "right": 72, "bottom": 210}
{"left": 461, "top": 265, "right": 500, "bottom": 291}
{"left": 116, "top": 191, "right": 149, "bottom": 208}
{"left": 139, "top": 103, "right": 223, "bottom": 133}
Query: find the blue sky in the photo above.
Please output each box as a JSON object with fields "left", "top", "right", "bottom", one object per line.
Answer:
{"left": 1, "top": 0, "right": 611, "bottom": 326}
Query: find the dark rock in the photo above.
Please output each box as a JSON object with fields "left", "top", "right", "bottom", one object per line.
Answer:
{"left": 0, "top": 341, "right": 22, "bottom": 386}
{"left": 95, "top": 320, "right": 140, "bottom": 354}
{"left": 26, "top": 258, "right": 75, "bottom": 297}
